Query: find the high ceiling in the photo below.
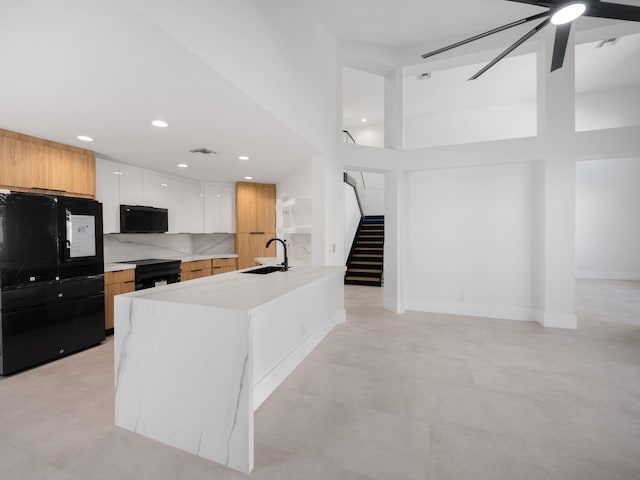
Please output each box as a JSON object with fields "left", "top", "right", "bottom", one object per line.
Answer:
{"left": 312, "top": 0, "right": 640, "bottom": 47}
{"left": 0, "top": 1, "right": 316, "bottom": 184}
{"left": 1, "top": 1, "right": 639, "bottom": 184}
{"left": 311, "top": 0, "right": 542, "bottom": 48}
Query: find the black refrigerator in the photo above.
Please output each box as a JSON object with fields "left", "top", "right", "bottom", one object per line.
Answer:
{"left": 0, "top": 192, "right": 105, "bottom": 375}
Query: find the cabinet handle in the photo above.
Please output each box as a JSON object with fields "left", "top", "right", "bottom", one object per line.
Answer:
{"left": 191, "top": 269, "right": 203, "bottom": 273}
{"left": 250, "top": 232, "right": 265, "bottom": 235}
{"left": 212, "top": 266, "right": 222, "bottom": 269}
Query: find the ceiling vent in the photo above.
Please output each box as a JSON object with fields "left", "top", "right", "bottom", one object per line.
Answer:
{"left": 189, "top": 148, "right": 217, "bottom": 155}
{"left": 596, "top": 38, "right": 619, "bottom": 48}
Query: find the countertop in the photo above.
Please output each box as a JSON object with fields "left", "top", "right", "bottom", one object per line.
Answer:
{"left": 119, "top": 265, "right": 345, "bottom": 312}
{"left": 104, "top": 253, "right": 238, "bottom": 273}
{"left": 105, "top": 263, "right": 136, "bottom": 272}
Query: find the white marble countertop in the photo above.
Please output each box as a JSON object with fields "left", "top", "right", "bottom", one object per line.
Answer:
{"left": 119, "top": 265, "right": 345, "bottom": 312}
{"left": 104, "top": 263, "right": 136, "bottom": 272}
{"left": 255, "top": 257, "right": 280, "bottom": 266}
{"left": 104, "top": 254, "right": 238, "bottom": 273}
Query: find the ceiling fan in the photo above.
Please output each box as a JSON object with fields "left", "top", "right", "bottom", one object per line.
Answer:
{"left": 421, "top": 1, "right": 640, "bottom": 80}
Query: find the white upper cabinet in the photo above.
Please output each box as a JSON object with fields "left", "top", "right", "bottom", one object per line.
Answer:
{"left": 143, "top": 173, "right": 184, "bottom": 233}
{"left": 119, "top": 165, "right": 144, "bottom": 206}
{"left": 95, "top": 158, "right": 121, "bottom": 233}
{"left": 203, "top": 183, "right": 235, "bottom": 233}
{"left": 183, "top": 182, "right": 204, "bottom": 233}
{"left": 95, "top": 159, "right": 233, "bottom": 234}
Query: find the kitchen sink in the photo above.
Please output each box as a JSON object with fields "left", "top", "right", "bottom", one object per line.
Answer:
{"left": 242, "top": 265, "right": 287, "bottom": 274}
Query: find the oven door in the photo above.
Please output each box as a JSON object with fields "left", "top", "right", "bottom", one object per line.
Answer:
{"left": 135, "top": 267, "right": 181, "bottom": 290}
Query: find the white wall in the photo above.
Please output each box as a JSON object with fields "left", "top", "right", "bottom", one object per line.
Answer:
{"left": 576, "top": 86, "right": 640, "bottom": 132}
{"left": 575, "top": 157, "right": 640, "bottom": 280}
{"left": 404, "top": 102, "right": 537, "bottom": 149}
{"left": 346, "top": 123, "right": 385, "bottom": 148}
{"left": 276, "top": 161, "right": 312, "bottom": 203}
{"left": 401, "top": 86, "right": 640, "bottom": 150}
{"left": 405, "top": 162, "right": 537, "bottom": 321}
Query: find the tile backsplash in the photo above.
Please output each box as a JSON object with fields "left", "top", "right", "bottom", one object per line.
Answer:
{"left": 104, "top": 233, "right": 235, "bottom": 263}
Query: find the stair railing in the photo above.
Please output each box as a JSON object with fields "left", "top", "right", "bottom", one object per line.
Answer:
{"left": 343, "top": 130, "right": 356, "bottom": 144}
{"left": 343, "top": 172, "right": 364, "bottom": 217}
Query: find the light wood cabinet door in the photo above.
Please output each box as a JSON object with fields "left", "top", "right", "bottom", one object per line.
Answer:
{"left": 181, "top": 259, "right": 213, "bottom": 281}
{"left": 256, "top": 184, "right": 276, "bottom": 232}
{"left": 46, "top": 148, "right": 96, "bottom": 196}
{"left": 211, "top": 257, "right": 237, "bottom": 275}
{"left": 0, "top": 129, "right": 96, "bottom": 198}
{"left": 235, "top": 182, "right": 259, "bottom": 233}
{"left": 104, "top": 270, "right": 135, "bottom": 331}
{"left": 0, "top": 135, "right": 48, "bottom": 189}
{"left": 235, "top": 182, "right": 275, "bottom": 233}
{"left": 236, "top": 233, "right": 276, "bottom": 269}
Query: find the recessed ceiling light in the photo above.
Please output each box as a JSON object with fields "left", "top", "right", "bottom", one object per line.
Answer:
{"left": 551, "top": 3, "right": 586, "bottom": 25}
{"left": 177, "top": 163, "right": 189, "bottom": 168}
{"left": 216, "top": 194, "right": 221, "bottom": 198}
{"left": 77, "top": 135, "right": 94, "bottom": 142}
{"left": 238, "top": 155, "right": 250, "bottom": 161}
{"left": 161, "top": 183, "right": 168, "bottom": 187}
{"left": 244, "top": 176, "right": 253, "bottom": 180}
{"left": 361, "top": 118, "right": 367, "bottom": 123}
{"left": 113, "top": 171, "right": 123, "bottom": 175}
{"left": 151, "top": 120, "right": 169, "bottom": 128}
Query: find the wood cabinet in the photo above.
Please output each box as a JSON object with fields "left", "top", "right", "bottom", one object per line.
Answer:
{"left": 212, "top": 257, "right": 237, "bottom": 275}
{"left": 236, "top": 182, "right": 276, "bottom": 234}
{"left": 181, "top": 259, "right": 212, "bottom": 281}
{"left": 181, "top": 257, "right": 237, "bottom": 281}
{"left": 0, "top": 128, "right": 96, "bottom": 198}
{"left": 236, "top": 233, "right": 275, "bottom": 269}
{"left": 104, "top": 269, "right": 135, "bottom": 331}
{"left": 235, "top": 182, "right": 276, "bottom": 269}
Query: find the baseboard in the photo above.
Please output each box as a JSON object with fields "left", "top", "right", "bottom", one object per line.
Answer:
{"left": 383, "top": 297, "right": 405, "bottom": 313}
{"left": 405, "top": 299, "right": 578, "bottom": 330}
{"left": 404, "top": 299, "right": 534, "bottom": 322}
{"left": 541, "top": 312, "right": 577, "bottom": 329}
{"left": 253, "top": 308, "right": 345, "bottom": 410}
{"left": 576, "top": 271, "right": 640, "bottom": 281}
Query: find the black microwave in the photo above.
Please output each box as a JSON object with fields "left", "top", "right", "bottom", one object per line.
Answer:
{"left": 120, "top": 205, "right": 168, "bottom": 233}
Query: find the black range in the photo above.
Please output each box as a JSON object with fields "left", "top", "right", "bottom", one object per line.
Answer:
{"left": 118, "top": 259, "right": 181, "bottom": 290}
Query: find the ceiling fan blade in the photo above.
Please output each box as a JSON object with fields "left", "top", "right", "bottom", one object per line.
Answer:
{"left": 551, "top": 23, "right": 571, "bottom": 72}
{"left": 505, "top": 0, "right": 558, "bottom": 8}
{"left": 469, "top": 17, "right": 551, "bottom": 80}
{"left": 585, "top": 2, "right": 640, "bottom": 22}
{"left": 421, "top": 12, "right": 549, "bottom": 59}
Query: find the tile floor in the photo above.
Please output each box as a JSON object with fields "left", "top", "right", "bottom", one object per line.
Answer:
{"left": 1, "top": 280, "right": 639, "bottom": 479}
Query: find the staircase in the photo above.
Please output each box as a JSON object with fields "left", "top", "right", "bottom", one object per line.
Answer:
{"left": 345, "top": 215, "right": 384, "bottom": 287}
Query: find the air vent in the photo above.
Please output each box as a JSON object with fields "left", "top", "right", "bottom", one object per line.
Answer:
{"left": 596, "top": 38, "right": 619, "bottom": 48}
{"left": 189, "top": 148, "right": 217, "bottom": 155}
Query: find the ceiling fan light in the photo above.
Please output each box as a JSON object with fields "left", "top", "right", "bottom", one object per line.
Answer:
{"left": 551, "top": 3, "right": 586, "bottom": 25}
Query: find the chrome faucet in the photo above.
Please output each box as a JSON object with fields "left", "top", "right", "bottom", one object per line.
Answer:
{"left": 265, "top": 238, "right": 288, "bottom": 271}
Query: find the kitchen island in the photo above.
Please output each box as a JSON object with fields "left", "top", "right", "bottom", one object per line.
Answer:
{"left": 113, "top": 265, "right": 345, "bottom": 474}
